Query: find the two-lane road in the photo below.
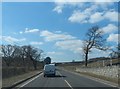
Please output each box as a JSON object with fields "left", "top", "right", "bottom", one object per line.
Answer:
{"left": 17, "top": 68, "right": 118, "bottom": 89}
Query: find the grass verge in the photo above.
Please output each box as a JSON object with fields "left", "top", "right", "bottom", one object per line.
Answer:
{"left": 2, "top": 70, "right": 42, "bottom": 87}
{"left": 76, "top": 71, "right": 118, "bottom": 84}
{"left": 61, "top": 66, "right": 118, "bottom": 85}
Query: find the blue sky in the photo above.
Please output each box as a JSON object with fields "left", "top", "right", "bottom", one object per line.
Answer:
{"left": 1, "top": 2, "right": 119, "bottom": 62}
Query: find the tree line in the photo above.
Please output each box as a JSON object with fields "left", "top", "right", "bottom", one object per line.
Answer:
{"left": 1, "top": 45, "right": 44, "bottom": 70}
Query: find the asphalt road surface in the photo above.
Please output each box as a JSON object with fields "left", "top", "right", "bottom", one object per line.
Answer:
{"left": 17, "top": 68, "right": 118, "bottom": 89}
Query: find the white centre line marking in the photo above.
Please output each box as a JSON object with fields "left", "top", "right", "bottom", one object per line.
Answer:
{"left": 58, "top": 71, "right": 73, "bottom": 89}
{"left": 19, "top": 73, "right": 43, "bottom": 88}
{"left": 58, "top": 71, "right": 63, "bottom": 78}
{"left": 64, "top": 80, "right": 73, "bottom": 89}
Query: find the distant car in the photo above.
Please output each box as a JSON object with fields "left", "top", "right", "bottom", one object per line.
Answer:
{"left": 43, "top": 64, "right": 56, "bottom": 77}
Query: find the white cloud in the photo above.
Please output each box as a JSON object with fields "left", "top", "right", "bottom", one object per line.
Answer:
{"left": 104, "top": 10, "right": 118, "bottom": 22}
{"left": 19, "top": 31, "right": 23, "bottom": 34}
{"left": 40, "top": 30, "right": 83, "bottom": 54}
{"left": 30, "top": 42, "right": 43, "bottom": 45}
{"left": 53, "top": 1, "right": 118, "bottom": 24}
{"left": 47, "top": 51, "right": 63, "bottom": 55}
{"left": 2, "top": 36, "right": 26, "bottom": 43}
{"left": 89, "top": 48, "right": 111, "bottom": 58}
{"left": 95, "top": 2, "right": 114, "bottom": 10}
{"left": 54, "top": 0, "right": 119, "bottom": 2}
{"left": 100, "top": 24, "right": 117, "bottom": 34}
{"left": 40, "top": 30, "right": 76, "bottom": 41}
{"left": 55, "top": 39, "right": 83, "bottom": 53}
{"left": 68, "top": 2, "right": 118, "bottom": 24}
{"left": 107, "top": 33, "right": 118, "bottom": 43}
{"left": 89, "top": 12, "right": 104, "bottom": 23}
{"left": 53, "top": 1, "right": 84, "bottom": 13}
{"left": 24, "top": 28, "right": 40, "bottom": 33}
{"left": 55, "top": 30, "right": 62, "bottom": 33}
{"left": 68, "top": 4, "right": 99, "bottom": 24}
{"left": 84, "top": 4, "right": 98, "bottom": 15}
{"left": 53, "top": 1, "right": 117, "bottom": 15}
{"left": 68, "top": 10, "right": 88, "bottom": 23}
{"left": 69, "top": 9, "right": 118, "bottom": 24}
{"left": 19, "top": 28, "right": 40, "bottom": 34}
{"left": 53, "top": 5, "right": 63, "bottom": 14}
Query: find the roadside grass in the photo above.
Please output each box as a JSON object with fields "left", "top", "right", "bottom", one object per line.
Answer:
{"left": 86, "top": 58, "right": 119, "bottom": 67}
{"left": 60, "top": 65, "right": 78, "bottom": 72}
{"left": 2, "top": 70, "right": 42, "bottom": 87}
{"left": 76, "top": 71, "right": 118, "bottom": 84}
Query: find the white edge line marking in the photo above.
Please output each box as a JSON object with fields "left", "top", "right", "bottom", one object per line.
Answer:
{"left": 64, "top": 80, "right": 73, "bottom": 89}
{"left": 74, "top": 71, "right": 117, "bottom": 87}
{"left": 20, "top": 73, "right": 43, "bottom": 87}
{"left": 62, "top": 69, "right": 117, "bottom": 87}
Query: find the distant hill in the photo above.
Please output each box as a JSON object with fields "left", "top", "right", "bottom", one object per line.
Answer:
{"left": 88, "top": 57, "right": 110, "bottom": 62}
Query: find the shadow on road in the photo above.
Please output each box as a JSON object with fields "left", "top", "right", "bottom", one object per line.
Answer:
{"left": 46, "top": 75, "right": 66, "bottom": 78}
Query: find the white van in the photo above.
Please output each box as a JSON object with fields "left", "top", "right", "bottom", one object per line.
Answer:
{"left": 43, "top": 64, "right": 56, "bottom": 77}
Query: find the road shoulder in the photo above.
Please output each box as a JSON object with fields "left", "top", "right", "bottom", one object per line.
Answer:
{"left": 59, "top": 67, "right": 118, "bottom": 87}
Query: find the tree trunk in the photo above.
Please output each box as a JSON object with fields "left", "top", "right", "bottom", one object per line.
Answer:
{"left": 4, "top": 58, "right": 10, "bottom": 67}
{"left": 30, "top": 56, "right": 37, "bottom": 70}
{"left": 33, "top": 60, "right": 37, "bottom": 70}
{"left": 85, "top": 52, "right": 88, "bottom": 67}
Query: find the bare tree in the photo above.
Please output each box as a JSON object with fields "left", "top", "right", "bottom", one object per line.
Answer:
{"left": 83, "top": 26, "right": 107, "bottom": 67}
{"left": 2, "top": 45, "right": 16, "bottom": 66}
{"left": 25, "top": 45, "right": 44, "bottom": 70}
{"left": 19, "top": 46, "right": 29, "bottom": 67}
{"left": 109, "top": 43, "right": 120, "bottom": 58}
